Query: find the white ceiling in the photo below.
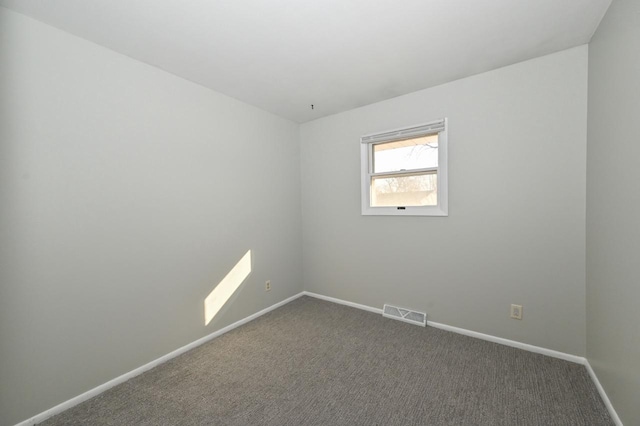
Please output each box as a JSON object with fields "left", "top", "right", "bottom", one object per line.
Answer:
{"left": 0, "top": 0, "right": 611, "bottom": 123}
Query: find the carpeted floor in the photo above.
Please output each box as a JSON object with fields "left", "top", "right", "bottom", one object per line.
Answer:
{"left": 39, "top": 296, "right": 613, "bottom": 425}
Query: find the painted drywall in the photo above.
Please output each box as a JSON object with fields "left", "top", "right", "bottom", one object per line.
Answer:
{"left": 586, "top": 1, "right": 640, "bottom": 424}
{"left": 300, "top": 46, "right": 588, "bottom": 356}
{"left": 0, "top": 7, "right": 302, "bottom": 425}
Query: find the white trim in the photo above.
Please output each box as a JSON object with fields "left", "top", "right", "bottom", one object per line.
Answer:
{"left": 425, "top": 320, "right": 585, "bottom": 364}
{"left": 360, "top": 119, "right": 446, "bottom": 144}
{"left": 584, "top": 360, "right": 624, "bottom": 426}
{"left": 360, "top": 118, "right": 448, "bottom": 217}
{"left": 302, "top": 291, "right": 583, "bottom": 363}
{"left": 303, "top": 291, "right": 383, "bottom": 314}
{"left": 15, "top": 290, "right": 623, "bottom": 426}
{"left": 302, "top": 291, "right": 624, "bottom": 424}
{"left": 14, "top": 292, "right": 305, "bottom": 426}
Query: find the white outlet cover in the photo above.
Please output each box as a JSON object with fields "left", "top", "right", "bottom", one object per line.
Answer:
{"left": 510, "top": 304, "right": 523, "bottom": 320}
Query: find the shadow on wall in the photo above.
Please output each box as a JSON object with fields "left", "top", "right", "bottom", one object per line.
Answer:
{"left": 204, "top": 250, "right": 252, "bottom": 325}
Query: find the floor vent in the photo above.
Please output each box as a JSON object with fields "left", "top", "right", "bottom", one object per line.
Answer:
{"left": 382, "top": 304, "right": 427, "bottom": 327}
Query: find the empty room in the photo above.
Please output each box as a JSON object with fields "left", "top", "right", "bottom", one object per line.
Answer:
{"left": 1, "top": 0, "right": 638, "bottom": 425}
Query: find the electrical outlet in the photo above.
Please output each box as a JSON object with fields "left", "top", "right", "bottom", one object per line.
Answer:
{"left": 510, "top": 304, "right": 523, "bottom": 320}
{"left": 265, "top": 280, "right": 271, "bottom": 292}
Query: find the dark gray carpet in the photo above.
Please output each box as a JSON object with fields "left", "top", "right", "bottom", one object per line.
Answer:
{"left": 39, "top": 296, "right": 613, "bottom": 425}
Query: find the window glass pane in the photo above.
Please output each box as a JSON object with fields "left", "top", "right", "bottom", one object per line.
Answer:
{"left": 371, "top": 173, "right": 437, "bottom": 207}
{"left": 373, "top": 134, "right": 438, "bottom": 173}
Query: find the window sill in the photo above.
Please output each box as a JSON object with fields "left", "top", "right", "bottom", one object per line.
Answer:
{"left": 361, "top": 205, "right": 448, "bottom": 216}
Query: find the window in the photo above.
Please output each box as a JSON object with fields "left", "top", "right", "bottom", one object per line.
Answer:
{"left": 360, "top": 118, "right": 448, "bottom": 216}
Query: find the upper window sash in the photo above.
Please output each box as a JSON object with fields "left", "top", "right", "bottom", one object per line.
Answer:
{"left": 360, "top": 118, "right": 448, "bottom": 217}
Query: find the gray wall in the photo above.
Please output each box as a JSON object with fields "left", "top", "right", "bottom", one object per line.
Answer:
{"left": 0, "top": 8, "right": 302, "bottom": 425}
{"left": 586, "top": 1, "right": 640, "bottom": 424}
{"left": 6, "top": 3, "right": 638, "bottom": 425}
{"left": 300, "top": 46, "right": 588, "bottom": 356}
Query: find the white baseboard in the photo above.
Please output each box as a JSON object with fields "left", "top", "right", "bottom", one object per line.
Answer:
{"left": 584, "top": 360, "right": 623, "bottom": 426}
{"left": 16, "top": 290, "right": 623, "bottom": 426}
{"left": 425, "top": 320, "right": 586, "bottom": 364}
{"left": 302, "top": 291, "right": 623, "bottom": 425}
{"left": 14, "top": 292, "right": 305, "bottom": 426}
{"left": 303, "top": 291, "right": 383, "bottom": 315}
{"left": 303, "top": 291, "right": 584, "bottom": 363}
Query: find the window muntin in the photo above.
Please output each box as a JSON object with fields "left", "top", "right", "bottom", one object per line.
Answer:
{"left": 360, "top": 119, "right": 448, "bottom": 216}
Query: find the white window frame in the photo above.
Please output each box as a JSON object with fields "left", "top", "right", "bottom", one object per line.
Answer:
{"left": 360, "top": 118, "right": 448, "bottom": 216}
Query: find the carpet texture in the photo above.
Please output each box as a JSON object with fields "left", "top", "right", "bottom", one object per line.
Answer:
{"left": 39, "top": 296, "right": 613, "bottom": 425}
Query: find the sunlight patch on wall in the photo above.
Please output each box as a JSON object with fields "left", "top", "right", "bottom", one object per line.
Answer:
{"left": 204, "top": 250, "right": 252, "bottom": 325}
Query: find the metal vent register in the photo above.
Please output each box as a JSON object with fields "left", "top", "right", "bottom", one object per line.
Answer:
{"left": 382, "top": 304, "right": 427, "bottom": 327}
